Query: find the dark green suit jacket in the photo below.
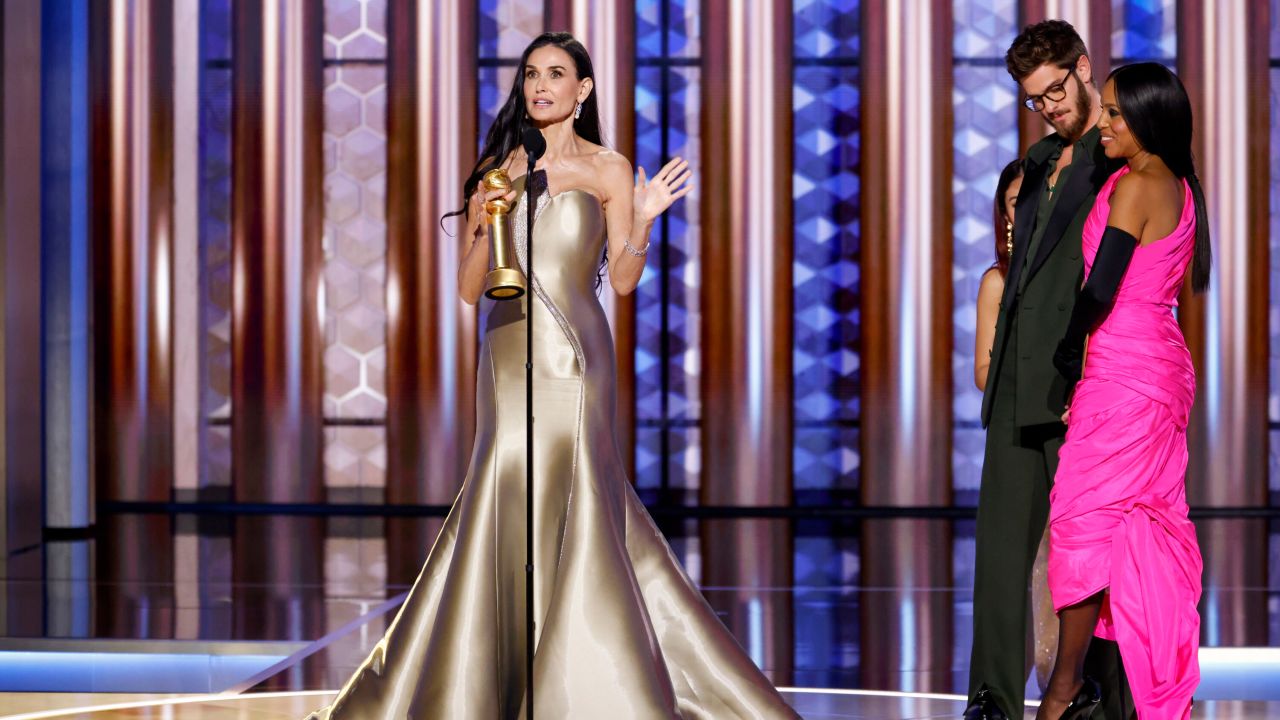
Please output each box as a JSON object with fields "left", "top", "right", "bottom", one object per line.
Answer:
{"left": 980, "top": 129, "right": 1122, "bottom": 429}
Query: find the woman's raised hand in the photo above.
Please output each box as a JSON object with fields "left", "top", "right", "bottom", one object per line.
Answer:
{"left": 634, "top": 157, "right": 693, "bottom": 223}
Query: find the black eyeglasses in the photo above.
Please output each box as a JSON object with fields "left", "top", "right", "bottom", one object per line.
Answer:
{"left": 1023, "top": 66, "right": 1076, "bottom": 112}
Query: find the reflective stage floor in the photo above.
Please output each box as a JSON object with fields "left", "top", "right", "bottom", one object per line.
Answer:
{"left": 1, "top": 513, "right": 1277, "bottom": 718}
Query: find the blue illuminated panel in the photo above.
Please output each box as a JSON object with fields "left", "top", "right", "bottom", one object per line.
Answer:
{"left": 793, "top": 0, "right": 861, "bottom": 504}
{"left": 635, "top": 0, "right": 702, "bottom": 500}
{"left": 952, "top": 0, "right": 1018, "bottom": 504}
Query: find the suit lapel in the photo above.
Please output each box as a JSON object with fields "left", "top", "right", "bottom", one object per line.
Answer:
{"left": 999, "top": 157, "right": 1049, "bottom": 312}
{"left": 1023, "top": 144, "right": 1098, "bottom": 284}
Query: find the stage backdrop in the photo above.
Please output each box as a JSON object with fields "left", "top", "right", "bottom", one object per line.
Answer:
{"left": 2, "top": 0, "right": 1274, "bottom": 529}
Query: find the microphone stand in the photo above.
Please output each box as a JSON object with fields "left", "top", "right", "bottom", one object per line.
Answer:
{"left": 521, "top": 129, "right": 544, "bottom": 720}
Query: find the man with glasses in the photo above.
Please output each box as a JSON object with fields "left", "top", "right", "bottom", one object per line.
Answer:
{"left": 964, "top": 20, "right": 1130, "bottom": 720}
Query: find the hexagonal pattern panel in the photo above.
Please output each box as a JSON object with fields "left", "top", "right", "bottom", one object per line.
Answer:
{"left": 793, "top": 531, "right": 860, "bottom": 685}
{"left": 478, "top": 0, "right": 544, "bottom": 144}
{"left": 952, "top": 0, "right": 1018, "bottom": 502}
{"left": 795, "top": 0, "right": 858, "bottom": 60}
{"left": 479, "top": 0, "right": 542, "bottom": 60}
{"left": 324, "top": 0, "right": 386, "bottom": 60}
{"left": 793, "top": 0, "right": 861, "bottom": 501}
{"left": 323, "top": 426, "right": 387, "bottom": 489}
{"left": 324, "top": 1, "right": 387, "bottom": 493}
{"left": 636, "top": 0, "right": 700, "bottom": 61}
{"left": 635, "top": 47, "right": 702, "bottom": 493}
{"left": 1112, "top": 0, "right": 1176, "bottom": 64}
{"left": 199, "top": 0, "right": 234, "bottom": 489}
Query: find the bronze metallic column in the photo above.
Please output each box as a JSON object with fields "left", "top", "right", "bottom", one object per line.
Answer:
{"left": 232, "top": 515, "right": 324, "bottom": 683}
{"left": 1177, "top": 0, "right": 1269, "bottom": 506}
{"left": 384, "top": 0, "right": 478, "bottom": 505}
{"left": 860, "top": 0, "right": 953, "bottom": 504}
{"left": 696, "top": 0, "right": 795, "bottom": 683}
{"left": 701, "top": 0, "right": 793, "bottom": 507}
{"left": 88, "top": 0, "right": 175, "bottom": 503}
{"left": 858, "top": 0, "right": 955, "bottom": 691}
{"left": 1, "top": 0, "right": 46, "bottom": 632}
{"left": 551, "top": 0, "right": 639, "bottom": 478}
{"left": 1195, "top": 518, "right": 1269, "bottom": 647}
{"left": 859, "top": 519, "right": 953, "bottom": 691}
{"left": 97, "top": 514, "right": 174, "bottom": 639}
{"left": 230, "top": 0, "right": 324, "bottom": 503}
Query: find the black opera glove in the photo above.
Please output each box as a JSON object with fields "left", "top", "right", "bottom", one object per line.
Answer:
{"left": 1053, "top": 226, "right": 1139, "bottom": 385}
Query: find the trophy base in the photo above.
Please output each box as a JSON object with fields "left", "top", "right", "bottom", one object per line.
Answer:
{"left": 484, "top": 268, "right": 526, "bottom": 301}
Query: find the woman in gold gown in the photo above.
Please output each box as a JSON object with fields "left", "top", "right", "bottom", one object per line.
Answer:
{"left": 306, "top": 32, "right": 800, "bottom": 720}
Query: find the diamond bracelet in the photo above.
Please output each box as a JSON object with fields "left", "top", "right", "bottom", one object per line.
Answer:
{"left": 623, "top": 238, "right": 650, "bottom": 257}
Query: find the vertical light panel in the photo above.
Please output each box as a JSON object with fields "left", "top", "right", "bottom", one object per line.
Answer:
{"left": 198, "top": 0, "right": 233, "bottom": 493}
{"left": 1271, "top": 0, "right": 1280, "bottom": 504}
{"left": 792, "top": 0, "right": 861, "bottom": 506}
{"left": 701, "top": 0, "right": 792, "bottom": 506}
{"left": 861, "top": 0, "right": 953, "bottom": 504}
{"left": 859, "top": 0, "right": 955, "bottom": 693}
{"left": 951, "top": 1, "right": 1018, "bottom": 505}
{"left": 384, "top": 0, "right": 478, "bottom": 505}
{"left": 230, "top": 0, "right": 325, "bottom": 503}
{"left": 699, "top": 0, "right": 794, "bottom": 678}
{"left": 322, "top": 0, "right": 389, "bottom": 501}
{"left": 173, "top": 0, "right": 200, "bottom": 498}
{"left": 1181, "top": 0, "right": 1269, "bottom": 505}
{"left": 1, "top": 0, "right": 47, "bottom": 618}
{"left": 42, "top": 0, "right": 93, "bottom": 527}
{"left": 90, "top": 0, "right": 176, "bottom": 503}
{"left": 634, "top": 0, "right": 702, "bottom": 502}
{"left": 1178, "top": 0, "right": 1270, "bottom": 648}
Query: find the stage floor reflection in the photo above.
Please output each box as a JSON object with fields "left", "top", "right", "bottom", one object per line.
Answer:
{"left": 0, "top": 513, "right": 1276, "bottom": 718}
{"left": 2, "top": 691, "right": 1279, "bottom": 719}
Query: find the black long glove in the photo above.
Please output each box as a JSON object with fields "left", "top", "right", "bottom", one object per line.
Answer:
{"left": 1053, "top": 226, "right": 1139, "bottom": 384}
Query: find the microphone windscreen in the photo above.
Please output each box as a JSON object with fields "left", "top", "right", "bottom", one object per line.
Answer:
{"left": 521, "top": 128, "right": 547, "bottom": 162}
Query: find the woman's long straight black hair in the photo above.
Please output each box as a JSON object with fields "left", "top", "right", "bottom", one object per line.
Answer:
{"left": 443, "top": 32, "right": 608, "bottom": 289}
{"left": 1108, "top": 62, "right": 1212, "bottom": 293}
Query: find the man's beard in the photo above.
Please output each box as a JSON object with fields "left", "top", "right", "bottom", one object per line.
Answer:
{"left": 1051, "top": 75, "right": 1093, "bottom": 140}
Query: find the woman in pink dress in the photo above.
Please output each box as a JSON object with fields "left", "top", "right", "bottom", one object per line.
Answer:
{"left": 1039, "top": 63, "right": 1210, "bottom": 720}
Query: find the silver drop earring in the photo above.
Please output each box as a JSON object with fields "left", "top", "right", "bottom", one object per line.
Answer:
{"left": 574, "top": 102, "right": 582, "bottom": 120}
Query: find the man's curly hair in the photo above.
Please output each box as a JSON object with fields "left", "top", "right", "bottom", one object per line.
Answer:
{"left": 1005, "top": 19, "right": 1089, "bottom": 82}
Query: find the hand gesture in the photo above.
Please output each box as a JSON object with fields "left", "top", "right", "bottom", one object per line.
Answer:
{"left": 634, "top": 157, "right": 693, "bottom": 223}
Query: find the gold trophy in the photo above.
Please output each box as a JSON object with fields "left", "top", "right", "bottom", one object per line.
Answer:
{"left": 482, "top": 168, "right": 526, "bottom": 300}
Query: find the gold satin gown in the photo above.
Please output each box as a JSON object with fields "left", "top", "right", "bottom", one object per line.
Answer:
{"left": 307, "top": 174, "right": 800, "bottom": 719}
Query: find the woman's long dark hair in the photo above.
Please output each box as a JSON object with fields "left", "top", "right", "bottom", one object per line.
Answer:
{"left": 1108, "top": 62, "right": 1211, "bottom": 292}
{"left": 992, "top": 159, "right": 1023, "bottom": 276}
{"left": 443, "top": 32, "right": 608, "bottom": 289}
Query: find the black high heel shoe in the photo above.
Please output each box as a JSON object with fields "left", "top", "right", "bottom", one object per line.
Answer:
{"left": 1056, "top": 677, "right": 1102, "bottom": 720}
{"left": 962, "top": 688, "right": 1008, "bottom": 720}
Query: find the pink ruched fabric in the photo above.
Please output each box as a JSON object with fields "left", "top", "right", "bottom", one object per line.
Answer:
{"left": 1050, "top": 166, "right": 1203, "bottom": 720}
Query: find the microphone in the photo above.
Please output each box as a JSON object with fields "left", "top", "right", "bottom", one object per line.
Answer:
{"left": 522, "top": 127, "right": 546, "bottom": 164}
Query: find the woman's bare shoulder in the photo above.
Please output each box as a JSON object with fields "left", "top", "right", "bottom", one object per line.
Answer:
{"left": 978, "top": 266, "right": 1005, "bottom": 299}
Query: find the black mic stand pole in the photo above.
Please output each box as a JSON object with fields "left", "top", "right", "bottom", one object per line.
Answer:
{"left": 522, "top": 129, "right": 542, "bottom": 720}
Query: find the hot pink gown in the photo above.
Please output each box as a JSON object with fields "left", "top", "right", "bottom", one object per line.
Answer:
{"left": 1049, "top": 166, "right": 1203, "bottom": 719}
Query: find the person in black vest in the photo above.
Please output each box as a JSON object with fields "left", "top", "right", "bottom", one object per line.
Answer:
{"left": 964, "top": 20, "right": 1131, "bottom": 720}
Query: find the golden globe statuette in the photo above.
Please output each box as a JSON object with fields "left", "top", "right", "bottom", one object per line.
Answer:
{"left": 482, "top": 168, "right": 526, "bottom": 300}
